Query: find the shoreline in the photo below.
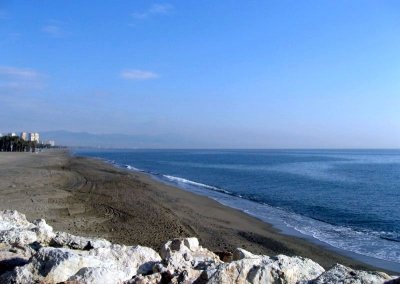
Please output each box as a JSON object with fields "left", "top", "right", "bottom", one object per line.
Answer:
{"left": 112, "top": 159, "right": 400, "bottom": 274}
{"left": 0, "top": 150, "right": 398, "bottom": 274}
{"left": 142, "top": 169, "right": 400, "bottom": 273}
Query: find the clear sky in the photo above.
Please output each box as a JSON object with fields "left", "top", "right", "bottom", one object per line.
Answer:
{"left": 1, "top": 1, "right": 399, "bottom": 148}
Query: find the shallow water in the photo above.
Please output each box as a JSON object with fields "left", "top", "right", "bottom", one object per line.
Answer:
{"left": 75, "top": 149, "right": 400, "bottom": 269}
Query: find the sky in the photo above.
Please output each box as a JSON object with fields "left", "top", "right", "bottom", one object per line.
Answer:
{"left": 0, "top": 0, "right": 399, "bottom": 148}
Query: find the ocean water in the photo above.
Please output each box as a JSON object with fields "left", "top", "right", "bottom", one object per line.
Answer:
{"left": 74, "top": 149, "right": 400, "bottom": 269}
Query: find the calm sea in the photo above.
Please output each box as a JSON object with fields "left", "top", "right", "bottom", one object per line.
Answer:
{"left": 74, "top": 149, "right": 400, "bottom": 270}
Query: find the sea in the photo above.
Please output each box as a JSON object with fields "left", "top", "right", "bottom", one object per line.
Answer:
{"left": 74, "top": 149, "right": 400, "bottom": 272}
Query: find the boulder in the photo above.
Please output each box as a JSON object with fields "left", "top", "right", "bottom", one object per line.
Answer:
{"left": 50, "top": 231, "right": 111, "bottom": 250}
{"left": 0, "top": 210, "right": 54, "bottom": 246}
{"left": 126, "top": 273, "right": 162, "bottom": 284}
{"left": 0, "top": 210, "right": 398, "bottom": 284}
{"left": 205, "top": 249, "right": 324, "bottom": 284}
{"left": 68, "top": 267, "right": 129, "bottom": 284}
{"left": 32, "top": 218, "right": 55, "bottom": 244}
{"left": 0, "top": 243, "right": 33, "bottom": 275}
{"left": 159, "top": 238, "right": 221, "bottom": 282}
{"left": 160, "top": 237, "right": 221, "bottom": 268}
{"left": 0, "top": 210, "right": 32, "bottom": 230}
{"left": 88, "top": 244, "right": 161, "bottom": 276}
{"left": 309, "top": 264, "right": 393, "bottom": 284}
{"left": 233, "top": 248, "right": 261, "bottom": 260}
{"left": 0, "top": 244, "right": 161, "bottom": 283}
{"left": 202, "top": 256, "right": 270, "bottom": 283}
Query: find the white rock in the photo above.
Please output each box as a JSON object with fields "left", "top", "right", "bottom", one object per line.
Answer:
{"left": 89, "top": 244, "right": 161, "bottom": 276}
{"left": 0, "top": 210, "right": 54, "bottom": 246}
{"left": 309, "top": 264, "right": 393, "bottom": 284}
{"left": 1, "top": 244, "right": 161, "bottom": 283}
{"left": 0, "top": 210, "right": 31, "bottom": 230}
{"left": 183, "top": 237, "right": 199, "bottom": 251}
{"left": 32, "top": 219, "right": 55, "bottom": 243}
{"left": 206, "top": 252, "right": 324, "bottom": 284}
{"left": 68, "top": 267, "right": 128, "bottom": 284}
{"left": 159, "top": 238, "right": 222, "bottom": 283}
{"left": 204, "top": 257, "right": 270, "bottom": 283}
{"left": 51, "top": 231, "right": 111, "bottom": 250}
{"left": 0, "top": 243, "right": 33, "bottom": 275}
{"left": 126, "top": 273, "right": 162, "bottom": 284}
{"left": 233, "top": 247, "right": 262, "bottom": 260}
{"left": 249, "top": 254, "right": 324, "bottom": 284}
{"left": 1, "top": 211, "right": 397, "bottom": 284}
{"left": 31, "top": 247, "right": 103, "bottom": 283}
{"left": 0, "top": 228, "right": 38, "bottom": 246}
{"left": 160, "top": 237, "right": 221, "bottom": 268}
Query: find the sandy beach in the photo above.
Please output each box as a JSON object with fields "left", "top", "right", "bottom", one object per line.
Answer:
{"left": 0, "top": 150, "right": 384, "bottom": 272}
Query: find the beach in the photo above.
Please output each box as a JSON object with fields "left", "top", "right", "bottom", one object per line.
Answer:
{"left": 0, "top": 150, "right": 385, "bottom": 272}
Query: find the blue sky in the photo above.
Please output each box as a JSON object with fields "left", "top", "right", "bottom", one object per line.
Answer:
{"left": 1, "top": 1, "right": 399, "bottom": 148}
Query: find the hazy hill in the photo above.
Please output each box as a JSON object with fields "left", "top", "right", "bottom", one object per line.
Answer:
{"left": 40, "top": 130, "right": 190, "bottom": 149}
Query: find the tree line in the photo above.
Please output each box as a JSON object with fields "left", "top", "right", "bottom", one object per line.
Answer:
{"left": 0, "top": 135, "right": 38, "bottom": 152}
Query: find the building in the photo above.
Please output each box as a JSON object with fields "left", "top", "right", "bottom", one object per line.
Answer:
{"left": 46, "top": 140, "right": 55, "bottom": 147}
{"left": 20, "top": 132, "right": 28, "bottom": 141}
{"left": 9, "top": 133, "right": 17, "bottom": 137}
{"left": 29, "top": 132, "right": 40, "bottom": 143}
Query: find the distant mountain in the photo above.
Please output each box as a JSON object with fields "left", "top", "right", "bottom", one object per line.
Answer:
{"left": 40, "top": 130, "right": 191, "bottom": 148}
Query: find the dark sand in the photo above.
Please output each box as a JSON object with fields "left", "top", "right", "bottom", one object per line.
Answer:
{"left": 0, "top": 150, "right": 386, "bottom": 271}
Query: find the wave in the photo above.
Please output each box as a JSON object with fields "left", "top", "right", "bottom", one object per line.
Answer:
{"left": 280, "top": 213, "right": 400, "bottom": 264}
{"left": 380, "top": 236, "right": 400, "bottom": 243}
{"left": 125, "top": 164, "right": 143, "bottom": 172}
{"left": 162, "top": 175, "right": 232, "bottom": 194}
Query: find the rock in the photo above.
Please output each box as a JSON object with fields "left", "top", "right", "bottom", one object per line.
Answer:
{"left": 0, "top": 228, "right": 37, "bottom": 247}
{"left": 68, "top": 267, "right": 128, "bottom": 284}
{"left": 0, "top": 265, "right": 35, "bottom": 284}
{"left": 385, "top": 277, "right": 400, "bottom": 284}
{"left": 2, "top": 247, "right": 102, "bottom": 283}
{"left": 205, "top": 250, "right": 324, "bottom": 284}
{"left": 215, "top": 251, "right": 233, "bottom": 262}
{"left": 309, "top": 264, "right": 393, "bottom": 284}
{"left": 50, "top": 231, "right": 111, "bottom": 250}
{"left": 248, "top": 254, "right": 325, "bottom": 284}
{"left": 126, "top": 273, "right": 162, "bottom": 284}
{"left": 0, "top": 210, "right": 31, "bottom": 230}
{"left": 160, "top": 237, "right": 221, "bottom": 268}
{"left": 0, "top": 210, "right": 398, "bottom": 284}
{"left": 0, "top": 210, "right": 54, "bottom": 246}
{"left": 202, "top": 256, "right": 269, "bottom": 283}
{"left": 0, "top": 243, "right": 32, "bottom": 275}
{"left": 32, "top": 219, "right": 55, "bottom": 243}
{"left": 1, "top": 244, "right": 161, "bottom": 283}
{"left": 233, "top": 247, "right": 262, "bottom": 260}
{"left": 183, "top": 237, "right": 199, "bottom": 251}
{"left": 89, "top": 244, "right": 161, "bottom": 276}
{"left": 159, "top": 238, "right": 222, "bottom": 283}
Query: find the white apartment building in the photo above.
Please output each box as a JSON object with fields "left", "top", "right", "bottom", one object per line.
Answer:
{"left": 20, "top": 132, "right": 28, "bottom": 141}
{"left": 29, "top": 132, "right": 40, "bottom": 143}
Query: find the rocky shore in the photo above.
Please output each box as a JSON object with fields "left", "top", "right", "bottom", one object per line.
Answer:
{"left": 0, "top": 210, "right": 397, "bottom": 284}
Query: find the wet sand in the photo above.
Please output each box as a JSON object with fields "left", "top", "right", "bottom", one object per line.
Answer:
{"left": 0, "top": 150, "right": 387, "bottom": 272}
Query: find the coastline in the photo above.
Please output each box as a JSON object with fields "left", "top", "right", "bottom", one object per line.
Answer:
{"left": 0, "top": 150, "right": 397, "bottom": 274}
